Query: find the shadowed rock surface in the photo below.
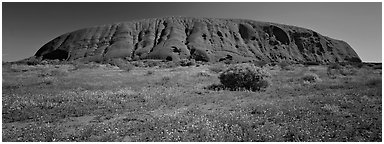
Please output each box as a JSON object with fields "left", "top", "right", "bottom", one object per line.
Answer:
{"left": 35, "top": 17, "right": 361, "bottom": 63}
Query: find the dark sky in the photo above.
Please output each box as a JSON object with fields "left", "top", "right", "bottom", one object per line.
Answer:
{"left": 2, "top": 2, "right": 382, "bottom": 62}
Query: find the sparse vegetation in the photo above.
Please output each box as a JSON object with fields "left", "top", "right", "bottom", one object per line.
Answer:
{"left": 2, "top": 62, "right": 382, "bottom": 142}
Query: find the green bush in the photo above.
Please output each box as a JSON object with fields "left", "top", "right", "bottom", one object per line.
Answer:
{"left": 218, "top": 63, "right": 271, "bottom": 91}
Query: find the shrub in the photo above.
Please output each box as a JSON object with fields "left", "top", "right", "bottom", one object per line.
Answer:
{"left": 366, "top": 78, "right": 381, "bottom": 87}
{"left": 327, "top": 63, "right": 358, "bottom": 77}
{"left": 131, "top": 61, "right": 145, "bottom": 67}
{"left": 327, "top": 63, "right": 343, "bottom": 70}
{"left": 205, "top": 83, "right": 226, "bottom": 91}
{"left": 303, "top": 61, "right": 320, "bottom": 66}
{"left": 155, "top": 76, "right": 171, "bottom": 86}
{"left": 196, "top": 71, "right": 211, "bottom": 77}
{"left": 218, "top": 63, "right": 272, "bottom": 91}
{"left": 145, "top": 70, "right": 154, "bottom": 76}
{"left": 22, "top": 56, "right": 41, "bottom": 65}
{"left": 278, "top": 61, "right": 294, "bottom": 71}
{"left": 339, "top": 65, "right": 358, "bottom": 76}
{"left": 38, "top": 69, "right": 69, "bottom": 77}
{"left": 372, "top": 64, "right": 382, "bottom": 70}
{"left": 253, "top": 61, "right": 268, "bottom": 67}
{"left": 108, "top": 58, "right": 135, "bottom": 72}
{"left": 2, "top": 62, "right": 12, "bottom": 71}
{"left": 41, "top": 76, "right": 57, "bottom": 85}
{"left": 161, "top": 61, "right": 179, "bottom": 68}
{"left": 145, "top": 60, "right": 163, "bottom": 67}
{"left": 302, "top": 73, "right": 321, "bottom": 83}
{"left": 209, "top": 63, "right": 227, "bottom": 73}
{"left": 71, "top": 61, "right": 100, "bottom": 70}
{"left": 327, "top": 63, "right": 342, "bottom": 78}
{"left": 178, "top": 59, "right": 196, "bottom": 67}
{"left": 344, "top": 57, "right": 362, "bottom": 63}
{"left": 118, "top": 63, "right": 135, "bottom": 72}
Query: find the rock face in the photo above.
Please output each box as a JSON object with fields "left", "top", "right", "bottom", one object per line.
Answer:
{"left": 35, "top": 17, "right": 361, "bottom": 63}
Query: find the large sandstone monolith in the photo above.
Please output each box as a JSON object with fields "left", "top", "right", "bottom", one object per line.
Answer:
{"left": 34, "top": 17, "right": 361, "bottom": 63}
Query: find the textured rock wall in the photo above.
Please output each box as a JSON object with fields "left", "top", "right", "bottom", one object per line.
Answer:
{"left": 35, "top": 17, "right": 361, "bottom": 63}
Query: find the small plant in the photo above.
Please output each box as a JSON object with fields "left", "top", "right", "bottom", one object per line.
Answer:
{"left": 303, "top": 61, "right": 320, "bottom": 66}
{"left": 161, "top": 61, "right": 179, "bottom": 68}
{"left": 155, "top": 76, "right": 172, "bottom": 86}
{"left": 25, "top": 57, "right": 41, "bottom": 65}
{"left": 2, "top": 62, "right": 13, "bottom": 72}
{"left": 339, "top": 65, "right": 358, "bottom": 76}
{"left": 178, "top": 59, "right": 196, "bottom": 67}
{"left": 218, "top": 63, "right": 272, "bottom": 91}
{"left": 41, "top": 76, "right": 57, "bottom": 85}
{"left": 278, "top": 61, "right": 294, "bottom": 71}
{"left": 372, "top": 64, "right": 382, "bottom": 70}
{"left": 145, "top": 70, "right": 155, "bottom": 76}
{"left": 118, "top": 63, "right": 135, "bottom": 72}
{"left": 209, "top": 63, "right": 227, "bottom": 73}
{"left": 131, "top": 61, "right": 145, "bottom": 67}
{"left": 366, "top": 78, "right": 381, "bottom": 87}
{"left": 253, "top": 61, "right": 268, "bottom": 68}
{"left": 196, "top": 71, "right": 211, "bottom": 77}
{"left": 145, "top": 60, "right": 163, "bottom": 67}
{"left": 327, "top": 63, "right": 343, "bottom": 78}
{"left": 205, "top": 83, "right": 226, "bottom": 91}
{"left": 301, "top": 73, "right": 321, "bottom": 83}
{"left": 39, "top": 69, "right": 69, "bottom": 77}
{"left": 72, "top": 61, "right": 100, "bottom": 70}
{"left": 108, "top": 58, "right": 135, "bottom": 72}
{"left": 328, "top": 63, "right": 343, "bottom": 70}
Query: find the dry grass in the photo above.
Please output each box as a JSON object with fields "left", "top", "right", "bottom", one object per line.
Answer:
{"left": 2, "top": 62, "right": 382, "bottom": 142}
